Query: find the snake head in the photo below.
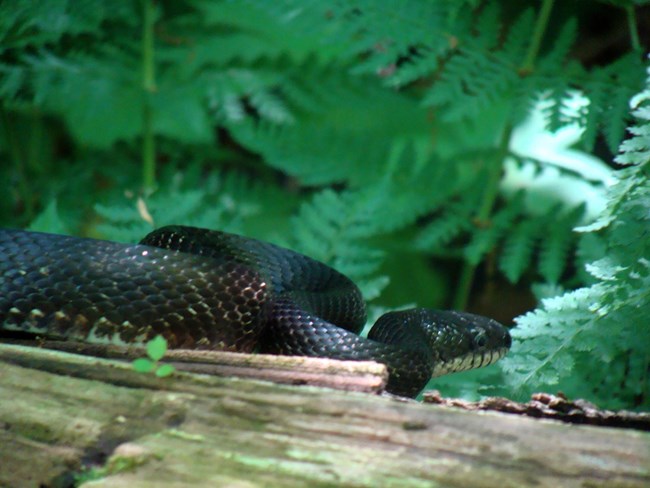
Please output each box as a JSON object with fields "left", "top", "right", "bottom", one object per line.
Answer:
{"left": 421, "top": 310, "right": 512, "bottom": 377}
{"left": 368, "top": 308, "right": 511, "bottom": 380}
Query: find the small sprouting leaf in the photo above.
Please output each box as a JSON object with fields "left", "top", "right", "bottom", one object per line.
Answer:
{"left": 155, "top": 364, "right": 176, "bottom": 378}
{"left": 146, "top": 335, "right": 168, "bottom": 361}
{"left": 133, "top": 358, "right": 156, "bottom": 373}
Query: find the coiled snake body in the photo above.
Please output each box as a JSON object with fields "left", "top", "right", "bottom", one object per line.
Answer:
{"left": 0, "top": 226, "right": 511, "bottom": 397}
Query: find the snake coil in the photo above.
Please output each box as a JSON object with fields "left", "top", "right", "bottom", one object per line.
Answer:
{"left": 0, "top": 226, "right": 511, "bottom": 397}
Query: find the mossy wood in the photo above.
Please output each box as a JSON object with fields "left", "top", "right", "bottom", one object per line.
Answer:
{"left": 0, "top": 343, "right": 648, "bottom": 488}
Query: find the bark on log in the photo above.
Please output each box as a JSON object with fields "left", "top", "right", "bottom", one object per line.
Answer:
{"left": 0, "top": 343, "right": 648, "bottom": 488}
{"left": 1, "top": 338, "right": 388, "bottom": 394}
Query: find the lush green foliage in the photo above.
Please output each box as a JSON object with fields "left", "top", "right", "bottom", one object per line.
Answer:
{"left": 498, "top": 69, "right": 650, "bottom": 409}
{"left": 1, "top": 0, "right": 648, "bottom": 409}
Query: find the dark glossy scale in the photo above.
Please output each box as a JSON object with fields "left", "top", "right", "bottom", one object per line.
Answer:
{"left": 0, "top": 226, "right": 511, "bottom": 397}
{"left": 0, "top": 228, "right": 267, "bottom": 351}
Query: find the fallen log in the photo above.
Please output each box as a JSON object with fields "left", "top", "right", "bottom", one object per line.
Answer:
{"left": 1, "top": 338, "right": 388, "bottom": 394}
{"left": 0, "top": 343, "right": 648, "bottom": 488}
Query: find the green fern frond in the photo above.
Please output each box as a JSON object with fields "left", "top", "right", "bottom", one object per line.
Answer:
{"left": 415, "top": 198, "right": 478, "bottom": 252}
{"left": 578, "top": 54, "right": 646, "bottom": 152}
{"left": 189, "top": 1, "right": 349, "bottom": 65}
{"left": 420, "top": 5, "right": 533, "bottom": 123}
{"left": 27, "top": 200, "right": 67, "bottom": 234}
{"left": 286, "top": 167, "right": 450, "bottom": 299}
{"left": 0, "top": 0, "right": 134, "bottom": 49}
{"left": 228, "top": 74, "right": 431, "bottom": 186}
{"left": 500, "top": 69, "right": 650, "bottom": 409}
{"left": 533, "top": 18, "right": 579, "bottom": 131}
{"left": 94, "top": 189, "right": 209, "bottom": 243}
{"left": 616, "top": 85, "right": 650, "bottom": 167}
{"left": 498, "top": 219, "right": 540, "bottom": 283}
{"left": 500, "top": 8, "right": 534, "bottom": 65}
{"left": 289, "top": 188, "right": 390, "bottom": 299}
{"left": 537, "top": 204, "right": 585, "bottom": 284}
{"left": 93, "top": 170, "right": 286, "bottom": 242}
{"left": 464, "top": 192, "right": 525, "bottom": 264}
{"left": 383, "top": 47, "right": 440, "bottom": 88}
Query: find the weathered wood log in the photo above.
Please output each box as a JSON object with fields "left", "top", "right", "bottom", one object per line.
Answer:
{"left": 0, "top": 343, "right": 648, "bottom": 488}
{"left": 1, "top": 338, "right": 388, "bottom": 394}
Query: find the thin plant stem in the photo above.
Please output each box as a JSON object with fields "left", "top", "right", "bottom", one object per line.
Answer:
{"left": 521, "top": 0, "right": 555, "bottom": 74}
{"left": 625, "top": 5, "right": 641, "bottom": 53}
{"left": 141, "top": 0, "right": 156, "bottom": 192}
{"left": 453, "top": 127, "right": 512, "bottom": 310}
{"left": 453, "top": 0, "right": 555, "bottom": 310}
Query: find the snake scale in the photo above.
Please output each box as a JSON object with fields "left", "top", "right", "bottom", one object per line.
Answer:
{"left": 0, "top": 226, "right": 511, "bottom": 397}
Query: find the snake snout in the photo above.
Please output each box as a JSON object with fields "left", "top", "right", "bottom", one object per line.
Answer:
{"left": 420, "top": 310, "right": 511, "bottom": 378}
{"left": 468, "top": 320, "right": 512, "bottom": 367}
{"left": 470, "top": 319, "right": 511, "bottom": 369}
{"left": 503, "top": 328, "right": 512, "bottom": 349}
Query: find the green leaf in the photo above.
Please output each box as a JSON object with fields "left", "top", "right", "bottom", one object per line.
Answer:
{"left": 28, "top": 199, "right": 67, "bottom": 234}
{"left": 146, "top": 335, "right": 168, "bottom": 362}
{"left": 538, "top": 204, "right": 584, "bottom": 284}
{"left": 155, "top": 364, "right": 176, "bottom": 378}
{"left": 132, "top": 358, "right": 156, "bottom": 374}
{"left": 499, "top": 219, "right": 538, "bottom": 283}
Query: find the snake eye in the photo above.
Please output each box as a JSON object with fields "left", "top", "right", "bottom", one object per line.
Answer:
{"left": 475, "top": 333, "right": 487, "bottom": 349}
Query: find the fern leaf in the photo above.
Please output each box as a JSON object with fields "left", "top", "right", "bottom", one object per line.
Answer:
{"left": 421, "top": 6, "right": 538, "bottom": 122}
{"left": 228, "top": 72, "right": 432, "bottom": 186}
{"left": 415, "top": 199, "right": 476, "bottom": 251}
{"left": 0, "top": 0, "right": 133, "bottom": 48}
{"left": 464, "top": 192, "right": 525, "bottom": 265}
{"left": 501, "top": 8, "right": 534, "bottom": 66}
{"left": 499, "top": 69, "right": 650, "bottom": 409}
{"left": 538, "top": 204, "right": 585, "bottom": 284}
{"left": 581, "top": 54, "right": 646, "bottom": 152}
{"left": 27, "top": 200, "right": 67, "bottom": 234}
{"left": 498, "top": 218, "right": 539, "bottom": 283}
{"left": 290, "top": 188, "right": 391, "bottom": 298}
{"left": 535, "top": 18, "right": 578, "bottom": 130}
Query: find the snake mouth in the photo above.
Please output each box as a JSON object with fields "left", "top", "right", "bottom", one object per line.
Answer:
{"left": 430, "top": 346, "right": 510, "bottom": 378}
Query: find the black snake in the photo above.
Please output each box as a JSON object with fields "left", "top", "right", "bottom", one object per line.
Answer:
{"left": 0, "top": 226, "right": 511, "bottom": 396}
